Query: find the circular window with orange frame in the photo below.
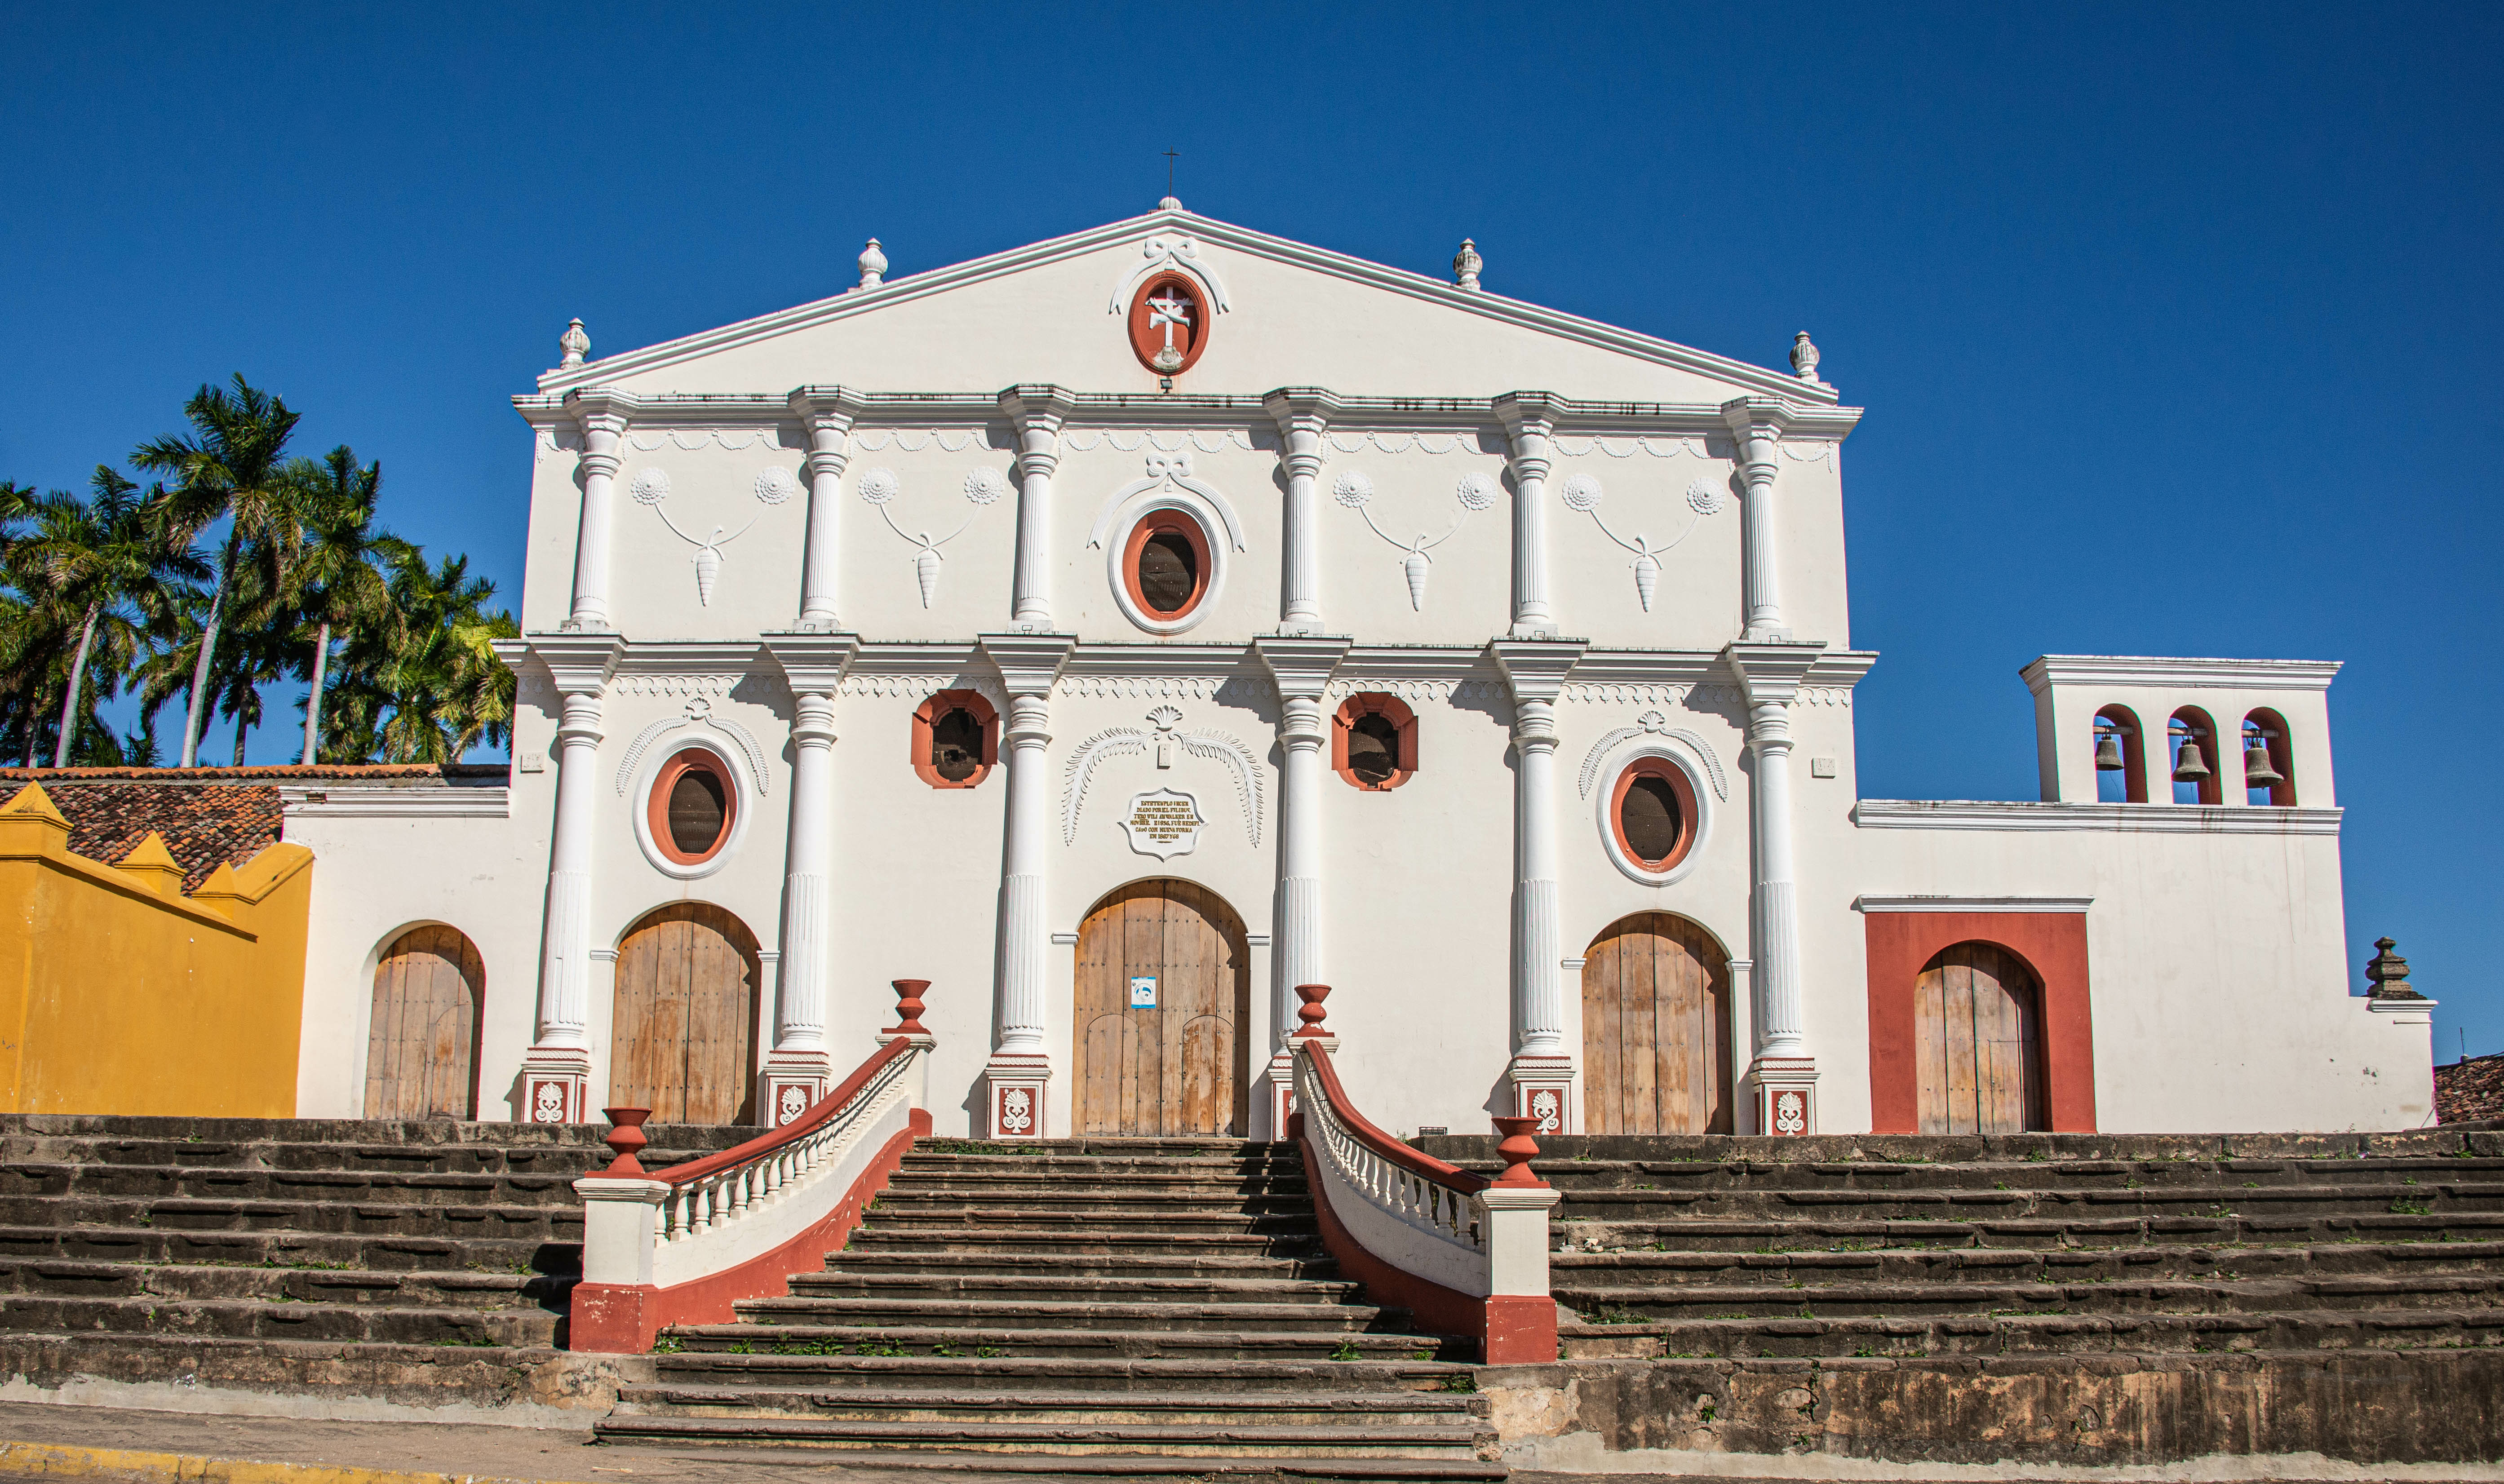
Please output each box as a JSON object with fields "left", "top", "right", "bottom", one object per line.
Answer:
{"left": 649, "top": 749, "right": 736, "bottom": 866}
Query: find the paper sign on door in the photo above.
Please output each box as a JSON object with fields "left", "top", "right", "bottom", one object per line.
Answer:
{"left": 1128, "top": 976, "right": 1158, "bottom": 1009}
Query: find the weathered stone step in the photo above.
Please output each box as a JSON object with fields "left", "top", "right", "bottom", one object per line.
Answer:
{"left": 596, "top": 1441, "right": 1505, "bottom": 1480}
{"left": 1559, "top": 1272, "right": 2504, "bottom": 1320}
{"left": 0, "top": 1258, "right": 569, "bottom": 1310}
{"left": 667, "top": 1323, "right": 1445, "bottom": 1362}
{"left": 867, "top": 1206, "right": 1318, "bottom": 1231}
{"left": 1556, "top": 1303, "right": 2504, "bottom": 1358}
{"left": 0, "top": 1292, "right": 553, "bottom": 1346}
{"left": 737, "top": 1296, "right": 1399, "bottom": 1334}
{"left": 0, "top": 1222, "right": 572, "bottom": 1273}
{"left": 1475, "top": 1155, "right": 2504, "bottom": 1195}
{"left": 1552, "top": 1209, "right": 2504, "bottom": 1251}
{"left": 0, "top": 1194, "right": 582, "bottom": 1238}
{"left": 793, "top": 1271, "right": 1362, "bottom": 1305}
{"left": 847, "top": 1226, "right": 1323, "bottom": 1258}
{"left": 824, "top": 1251, "right": 1340, "bottom": 1282}
{"left": 0, "top": 1161, "right": 580, "bottom": 1204}
{"left": 590, "top": 1413, "right": 1493, "bottom": 1459}
{"left": 874, "top": 1192, "right": 1314, "bottom": 1219}
{"left": 651, "top": 1351, "right": 1469, "bottom": 1393}
{"left": 1421, "top": 1129, "right": 2504, "bottom": 1168}
{"left": 1550, "top": 1238, "right": 2504, "bottom": 1286}
{"left": 612, "top": 1383, "right": 1485, "bottom": 1426}
{"left": 1554, "top": 1183, "right": 2504, "bottom": 1223}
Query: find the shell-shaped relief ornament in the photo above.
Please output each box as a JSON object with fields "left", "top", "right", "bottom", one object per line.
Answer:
{"left": 1685, "top": 476, "right": 1725, "bottom": 515}
{"left": 914, "top": 548, "right": 942, "bottom": 608}
{"left": 1560, "top": 473, "right": 1604, "bottom": 512}
{"left": 754, "top": 465, "right": 799, "bottom": 505}
{"left": 857, "top": 467, "right": 900, "bottom": 505}
{"left": 964, "top": 466, "right": 1011, "bottom": 505}
{"left": 1632, "top": 551, "right": 1660, "bottom": 612}
{"left": 1455, "top": 471, "right": 1499, "bottom": 511}
{"left": 1404, "top": 549, "right": 1431, "bottom": 611}
{"left": 629, "top": 467, "right": 671, "bottom": 505}
{"left": 1332, "top": 470, "right": 1374, "bottom": 508}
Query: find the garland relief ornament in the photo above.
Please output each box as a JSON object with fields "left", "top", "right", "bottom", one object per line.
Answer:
{"left": 1334, "top": 468, "right": 1493, "bottom": 611}
{"left": 631, "top": 465, "right": 782, "bottom": 607}
{"left": 859, "top": 465, "right": 1005, "bottom": 607}
{"left": 1556, "top": 470, "right": 1722, "bottom": 613}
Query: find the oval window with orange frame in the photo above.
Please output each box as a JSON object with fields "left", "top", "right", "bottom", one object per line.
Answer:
{"left": 1610, "top": 758, "right": 1698, "bottom": 873}
{"left": 1122, "top": 511, "right": 1213, "bottom": 620}
{"left": 649, "top": 749, "right": 736, "bottom": 865}
{"left": 1126, "top": 272, "right": 1210, "bottom": 376}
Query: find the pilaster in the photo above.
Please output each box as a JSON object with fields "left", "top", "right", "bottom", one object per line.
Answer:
{"left": 1495, "top": 393, "right": 1565, "bottom": 638}
{"left": 520, "top": 631, "right": 623, "bottom": 1123}
{"left": 759, "top": 631, "right": 861, "bottom": 1124}
{"left": 1722, "top": 397, "right": 1807, "bottom": 642}
{"left": 1254, "top": 634, "right": 1352, "bottom": 1079}
{"left": 1492, "top": 638, "right": 1587, "bottom": 1125}
{"left": 1262, "top": 389, "right": 1341, "bottom": 633}
{"left": 999, "top": 386, "right": 1076, "bottom": 632}
{"left": 1726, "top": 639, "right": 1826, "bottom": 1133}
{"left": 979, "top": 631, "right": 1077, "bottom": 1137}
{"left": 563, "top": 390, "right": 636, "bottom": 633}
{"left": 787, "top": 387, "right": 864, "bottom": 632}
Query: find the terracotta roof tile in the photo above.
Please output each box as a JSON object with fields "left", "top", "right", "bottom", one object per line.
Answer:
{"left": 2436, "top": 1053, "right": 2504, "bottom": 1125}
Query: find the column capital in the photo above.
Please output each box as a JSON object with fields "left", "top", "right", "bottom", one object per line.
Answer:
{"left": 1261, "top": 387, "right": 1341, "bottom": 476}
{"left": 786, "top": 385, "right": 867, "bottom": 426}
{"left": 564, "top": 387, "right": 638, "bottom": 439}
{"left": 979, "top": 633, "right": 1077, "bottom": 697}
{"left": 998, "top": 384, "right": 1077, "bottom": 480}
{"left": 1724, "top": 640, "right": 1826, "bottom": 709}
{"left": 760, "top": 631, "right": 861, "bottom": 696}
{"left": 1490, "top": 639, "right": 1587, "bottom": 706}
{"left": 1252, "top": 635, "right": 1352, "bottom": 699}
{"left": 1493, "top": 390, "right": 1565, "bottom": 440}
{"left": 525, "top": 633, "right": 624, "bottom": 696}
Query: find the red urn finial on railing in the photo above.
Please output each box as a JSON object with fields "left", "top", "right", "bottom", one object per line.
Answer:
{"left": 1293, "top": 983, "right": 1332, "bottom": 1037}
{"left": 599, "top": 1107, "right": 651, "bottom": 1175}
{"left": 1490, "top": 1115, "right": 1547, "bottom": 1186}
{"left": 886, "top": 979, "right": 931, "bottom": 1036}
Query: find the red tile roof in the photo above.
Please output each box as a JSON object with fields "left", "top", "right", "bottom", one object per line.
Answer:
{"left": 2437, "top": 1053, "right": 2504, "bottom": 1125}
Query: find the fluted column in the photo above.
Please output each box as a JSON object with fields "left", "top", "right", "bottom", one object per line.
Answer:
{"left": 1493, "top": 640, "right": 1585, "bottom": 1131}
{"left": 1724, "top": 399, "right": 1791, "bottom": 642}
{"left": 1728, "top": 639, "right": 1825, "bottom": 1134}
{"left": 1496, "top": 393, "right": 1563, "bottom": 638}
{"left": 1263, "top": 389, "right": 1337, "bottom": 633}
{"left": 1000, "top": 386, "right": 1074, "bottom": 631}
{"left": 979, "top": 633, "right": 1074, "bottom": 1136}
{"left": 789, "top": 388, "right": 862, "bottom": 631}
{"left": 517, "top": 633, "right": 621, "bottom": 1123}
{"left": 564, "top": 392, "right": 632, "bottom": 631}
{"left": 1255, "top": 636, "right": 1350, "bottom": 1134}
{"left": 759, "top": 633, "right": 859, "bottom": 1125}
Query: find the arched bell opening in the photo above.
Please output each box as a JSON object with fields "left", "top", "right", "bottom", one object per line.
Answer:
{"left": 2092, "top": 704, "right": 2148, "bottom": 803}
{"left": 2240, "top": 708, "right": 2296, "bottom": 806}
{"left": 2167, "top": 706, "right": 2223, "bottom": 806}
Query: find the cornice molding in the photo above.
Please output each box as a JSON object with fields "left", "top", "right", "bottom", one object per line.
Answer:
{"left": 531, "top": 207, "right": 1845, "bottom": 407}
{"left": 1853, "top": 800, "right": 2344, "bottom": 836}
{"left": 1491, "top": 639, "right": 1590, "bottom": 703}
{"left": 279, "top": 786, "right": 511, "bottom": 820}
{"left": 1726, "top": 640, "right": 1828, "bottom": 705}
{"left": 2020, "top": 655, "right": 2343, "bottom": 696}
{"left": 759, "top": 632, "right": 862, "bottom": 696}
{"left": 1253, "top": 635, "right": 1355, "bottom": 696}
{"left": 1854, "top": 894, "right": 2094, "bottom": 914}
{"left": 980, "top": 633, "right": 1078, "bottom": 696}
{"left": 609, "top": 641, "right": 765, "bottom": 676}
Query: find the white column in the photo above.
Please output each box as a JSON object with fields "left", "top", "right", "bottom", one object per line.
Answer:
{"left": 1493, "top": 640, "right": 1584, "bottom": 1130}
{"left": 759, "top": 633, "right": 858, "bottom": 1125}
{"left": 565, "top": 393, "right": 631, "bottom": 631}
{"left": 1497, "top": 394, "right": 1562, "bottom": 638}
{"left": 1263, "top": 389, "right": 1336, "bottom": 633}
{"left": 1728, "top": 639, "right": 1825, "bottom": 1134}
{"left": 518, "top": 634, "right": 620, "bottom": 1123}
{"left": 979, "top": 633, "right": 1073, "bottom": 1136}
{"left": 1000, "top": 386, "right": 1073, "bottom": 631}
{"left": 1724, "top": 398, "right": 1790, "bottom": 641}
{"left": 1254, "top": 637, "right": 1350, "bottom": 1134}
{"left": 788, "top": 388, "right": 860, "bottom": 631}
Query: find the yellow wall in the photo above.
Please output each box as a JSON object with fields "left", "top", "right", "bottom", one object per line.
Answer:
{"left": 0, "top": 783, "right": 312, "bottom": 1116}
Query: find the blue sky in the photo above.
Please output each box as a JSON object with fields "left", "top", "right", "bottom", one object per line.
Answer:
{"left": 5, "top": 4, "right": 2499, "bottom": 1061}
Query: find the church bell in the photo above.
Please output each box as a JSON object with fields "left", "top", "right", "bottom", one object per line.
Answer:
{"left": 2171, "top": 736, "right": 2212, "bottom": 784}
{"left": 2094, "top": 730, "right": 2126, "bottom": 771}
{"left": 2243, "top": 739, "right": 2284, "bottom": 788}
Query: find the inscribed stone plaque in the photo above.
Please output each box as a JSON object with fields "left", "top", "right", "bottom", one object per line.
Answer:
{"left": 1121, "top": 788, "right": 1206, "bottom": 860}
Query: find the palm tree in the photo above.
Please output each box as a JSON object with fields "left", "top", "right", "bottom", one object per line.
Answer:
{"left": 20, "top": 470, "right": 205, "bottom": 767}
{"left": 280, "top": 447, "right": 403, "bottom": 764}
{"left": 132, "top": 376, "right": 303, "bottom": 767}
{"left": 346, "top": 549, "right": 518, "bottom": 764}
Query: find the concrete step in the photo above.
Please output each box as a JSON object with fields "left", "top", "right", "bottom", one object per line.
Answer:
{"left": 0, "top": 1221, "right": 572, "bottom": 1273}
{"left": 0, "top": 1292, "right": 554, "bottom": 1346}
{"left": 793, "top": 1271, "right": 1363, "bottom": 1305}
{"left": 1551, "top": 1209, "right": 2504, "bottom": 1251}
{"left": 736, "top": 1296, "right": 1400, "bottom": 1334}
{"left": 0, "top": 1258, "right": 569, "bottom": 1310}
{"left": 0, "top": 1161, "right": 581, "bottom": 1205}
{"left": 1550, "top": 1238, "right": 2504, "bottom": 1287}
{"left": 611, "top": 1383, "right": 1486, "bottom": 1426}
{"left": 590, "top": 1412, "right": 1494, "bottom": 1459}
{"left": 823, "top": 1251, "right": 1341, "bottom": 1282}
{"left": 650, "top": 1351, "right": 1472, "bottom": 1393}
{"left": 666, "top": 1324, "right": 1447, "bottom": 1363}
{"left": 594, "top": 1440, "right": 1505, "bottom": 1480}
{"left": 1559, "top": 1272, "right": 2504, "bottom": 1320}
{"left": 1556, "top": 1303, "right": 2504, "bottom": 1358}
{"left": 0, "top": 1194, "right": 582, "bottom": 1239}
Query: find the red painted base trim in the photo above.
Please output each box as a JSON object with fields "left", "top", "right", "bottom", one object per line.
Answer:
{"left": 1865, "top": 913, "right": 2096, "bottom": 1134}
{"left": 1291, "top": 1117, "right": 1557, "bottom": 1365}
{"left": 569, "top": 1109, "right": 929, "bottom": 1353}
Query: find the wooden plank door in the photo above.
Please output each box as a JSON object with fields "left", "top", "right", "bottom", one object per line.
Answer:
{"left": 1074, "top": 880, "right": 1249, "bottom": 1135}
{"left": 1580, "top": 913, "right": 1733, "bottom": 1134}
{"left": 1915, "top": 942, "right": 2045, "bottom": 1135}
{"left": 610, "top": 904, "right": 761, "bottom": 1124}
{"left": 363, "top": 926, "right": 484, "bottom": 1120}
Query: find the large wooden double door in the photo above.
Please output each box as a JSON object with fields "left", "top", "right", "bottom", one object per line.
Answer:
{"left": 1074, "top": 880, "right": 1250, "bottom": 1136}
{"left": 364, "top": 926, "right": 483, "bottom": 1120}
{"left": 1581, "top": 913, "right": 1734, "bottom": 1134}
{"left": 609, "top": 903, "right": 761, "bottom": 1125}
{"left": 1914, "top": 942, "right": 2046, "bottom": 1135}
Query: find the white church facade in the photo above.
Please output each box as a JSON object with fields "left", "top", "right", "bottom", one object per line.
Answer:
{"left": 281, "top": 203, "right": 2434, "bottom": 1140}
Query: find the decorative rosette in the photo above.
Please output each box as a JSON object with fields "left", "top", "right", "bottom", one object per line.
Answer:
{"left": 856, "top": 467, "right": 900, "bottom": 505}
{"left": 1454, "top": 472, "right": 1499, "bottom": 511}
{"left": 1560, "top": 473, "right": 1604, "bottom": 511}
{"left": 1331, "top": 470, "right": 1374, "bottom": 508}
{"left": 964, "top": 466, "right": 1010, "bottom": 505}
{"left": 628, "top": 468, "right": 671, "bottom": 505}
{"left": 753, "top": 465, "right": 798, "bottom": 506}
{"left": 1685, "top": 476, "right": 1726, "bottom": 515}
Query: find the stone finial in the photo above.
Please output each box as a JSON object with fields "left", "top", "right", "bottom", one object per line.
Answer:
{"left": 558, "top": 318, "right": 589, "bottom": 370}
{"left": 2367, "top": 936, "right": 2425, "bottom": 1000}
{"left": 1159, "top": 196, "right": 1183, "bottom": 212}
{"left": 1453, "top": 238, "right": 1484, "bottom": 292}
{"left": 598, "top": 1107, "right": 650, "bottom": 1174}
{"left": 887, "top": 978, "right": 931, "bottom": 1037}
{"left": 857, "top": 239, "right": 887, "bottom": 290}
{"left": 1293, "top": 983, "right": 1332, "bottom": 1037}
{"left": 1490, "top": 1115, "right": 1547, "bottom": 1185}
{"left": 1790, "top": 331, "right": 1821, "bottom": 381}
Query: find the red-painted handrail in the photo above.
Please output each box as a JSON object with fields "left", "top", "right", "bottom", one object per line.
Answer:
{"left": 1296, "top": 1039, "right": 1488, "bottom": 1196}
{"left": 651, "top": 1035, "right": 915, "bottom": 1187}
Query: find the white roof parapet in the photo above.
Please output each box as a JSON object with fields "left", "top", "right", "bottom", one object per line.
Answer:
{"left": 1853, "top": 800, "right": 2343, "bottom": 836}
{"left": 2019, "top": 656, "right": 2342, "bottom": 695}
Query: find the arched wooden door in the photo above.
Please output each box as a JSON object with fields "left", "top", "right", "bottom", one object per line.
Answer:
{"left": 1581, "top": 913, "right": 1733, "bottom": 1134}
{"left": 1915, "top": 942, "right": 2046, "bottom": 1135}
{"left": 610, "top": 904, "right": 761, "bottom": 1125}
{"left": 1074, "top": 880, "right": 1250, "bottom": 1136}
{"left": 364, "top": 926, "right": 484, "bottom": 1119}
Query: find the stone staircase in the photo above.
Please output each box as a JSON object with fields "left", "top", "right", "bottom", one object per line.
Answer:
{"left": 0, "top": 1114, "right": 749, "bottom": 1404}
{"left": 1421, "top": 1130, "right": 2504, "bottom": 1364}
{"left": 594, "top": 1138, "right": 1506, "bottom": 1478}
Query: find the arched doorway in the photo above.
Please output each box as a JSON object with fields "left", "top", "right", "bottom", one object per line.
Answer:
{"left": 1581, "top": 913, "right": 1733, "bottom": 1134}
{"left": 364, "top": 926, "right": 484, "bottom": 1119}
{"left": 1915, "top": 942, "right": 2047, "bottom": 1135}
{"left": 1073, "top": 880, "right": 1251, "bottom": 1136}
{"left": 610, "top": 904, "right": 761, "bottom": 1125}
